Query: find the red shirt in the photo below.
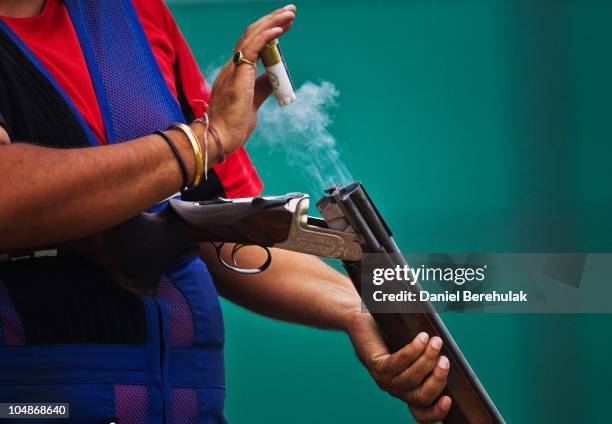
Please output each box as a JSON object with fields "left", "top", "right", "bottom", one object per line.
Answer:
{"left": 1, "top": 0, "right": 262, "bottom": 198}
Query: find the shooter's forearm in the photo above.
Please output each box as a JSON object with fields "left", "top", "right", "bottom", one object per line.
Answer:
{"left": 201, "top": 244, "right": 361, "bottom": 331}
{"left": 0, "top": 127, "right": 209, "bottom": 251}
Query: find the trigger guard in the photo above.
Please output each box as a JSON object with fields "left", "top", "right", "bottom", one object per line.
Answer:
{"left": 213, "top": 242, "right": 272, "bottom": 274}
{"left": 232, "top": 243, "right": 247, "bottom": 267}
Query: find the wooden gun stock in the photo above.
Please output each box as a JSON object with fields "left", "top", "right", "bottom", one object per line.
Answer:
{"left": 59, "top": 194, "right": 300, "bottom": 288}
{"left": 317, "top": 182, "right": 505, "bottom": 424}
{"left": 168, "top": 195, "right": 299, "bottom": 246}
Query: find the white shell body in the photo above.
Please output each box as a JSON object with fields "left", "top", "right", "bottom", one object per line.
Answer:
{"left": 265, "top": 62, "right": 297, "bottom": 106}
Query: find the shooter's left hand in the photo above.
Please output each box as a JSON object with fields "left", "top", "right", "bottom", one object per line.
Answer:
{"left": 347, "top": 312, "right": 452, "bottom": 423}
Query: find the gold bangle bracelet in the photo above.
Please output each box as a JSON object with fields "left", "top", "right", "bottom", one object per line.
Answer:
{"left": 193, "top": 115, "right": 210, "bottom": 181}
{"left": 172, "top": 122, "right": 204, "bottom": 189}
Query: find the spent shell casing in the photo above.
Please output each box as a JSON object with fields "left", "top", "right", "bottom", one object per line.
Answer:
{"left": 261, "top": 39, "right": 296, "bottom": 106}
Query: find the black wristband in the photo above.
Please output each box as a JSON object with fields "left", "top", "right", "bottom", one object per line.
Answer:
{"left": 155, "top": 130, "right": 189, "bottom": 190}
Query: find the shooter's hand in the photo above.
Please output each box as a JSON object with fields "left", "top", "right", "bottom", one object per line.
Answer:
{"left": 347, "top": 312, "right": 452, "bottom": 423}
{"left": 207, "top": 5, "right": 296, "bottom": 155}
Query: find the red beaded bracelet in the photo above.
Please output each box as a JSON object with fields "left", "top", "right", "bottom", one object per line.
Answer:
{"left": 207, "top": 123, "right": 226, "bottom": 164}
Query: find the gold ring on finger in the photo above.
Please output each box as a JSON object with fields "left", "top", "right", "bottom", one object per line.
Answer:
{"left": 232, "top": 50, "right": 256, "bottom": 67}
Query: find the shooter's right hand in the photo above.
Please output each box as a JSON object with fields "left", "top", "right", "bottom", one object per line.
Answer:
{"left": 207, "top": 5, "right": 296, "bottom": 156}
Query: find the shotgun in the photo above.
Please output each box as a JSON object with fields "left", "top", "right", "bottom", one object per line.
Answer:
{"left": 23, "top": 182, "right": 503, "bottom": 423}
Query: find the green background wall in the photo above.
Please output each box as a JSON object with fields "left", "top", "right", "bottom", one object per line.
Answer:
{"left": 169, "top": 1, "right": 612, "bottom": 422}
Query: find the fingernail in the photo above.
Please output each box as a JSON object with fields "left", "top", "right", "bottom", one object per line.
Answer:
{"left": 417, "top": 332, "right": 429, "bottom": 344}
{"left": 283, "top": 4, "right": 295, "bottom": 9}
{"left": 441, "top": 396, "right": 452, "bottom": 411}
{"left": 431, "top": 337, "right": 443, "bottom": 350}
{"left": 438, "top": 356, "right": 450, "bottom": 370}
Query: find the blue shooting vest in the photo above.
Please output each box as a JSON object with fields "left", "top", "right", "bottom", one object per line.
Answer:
{"left": 0, "top": 1, "right": 226, "bottom": 422}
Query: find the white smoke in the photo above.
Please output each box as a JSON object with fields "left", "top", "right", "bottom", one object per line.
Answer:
{"left": 205, "top": 65, "right": 352, "bottom": 192}
{"left": 204, "top": 63, "right": 223, "bottom": 82}
{"left": 254, "top": 81, "right": 353, "bottom": 192}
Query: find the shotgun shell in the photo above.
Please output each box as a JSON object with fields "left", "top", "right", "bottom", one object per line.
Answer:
{"left": 261, "top": 39, "right": 296, "bottom": 106}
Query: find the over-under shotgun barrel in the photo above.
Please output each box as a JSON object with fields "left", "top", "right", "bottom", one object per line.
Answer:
{"left": 317, "top": 182, "right": 505, "bottom": 424}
